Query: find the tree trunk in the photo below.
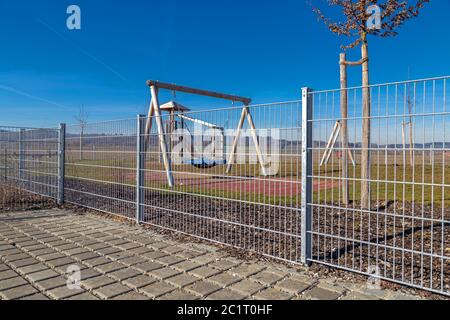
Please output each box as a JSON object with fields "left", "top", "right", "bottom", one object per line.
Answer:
{"left": 79, "top": 127, "right": 84, "bottom": 161}
{"left": 340, "top": 53, "right": 349, "bottom": 205}
{"left": 361, "top": 38, "right": 371, "bottom": 209}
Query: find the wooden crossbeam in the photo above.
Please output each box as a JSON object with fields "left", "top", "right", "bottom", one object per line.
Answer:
{"left": 146, "top": 80, "right": 251, "bottom": 105}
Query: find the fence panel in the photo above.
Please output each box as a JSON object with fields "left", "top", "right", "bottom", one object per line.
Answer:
{"left": 64, "top": 119, "right": 137, "bottom": 219}
{"left": 138, "top": 101, "right": 303, "bottom": 262}
{"left": 307, "top": 76, "right": 450, "bottom": 296}
{"left": 0, "top": 126, "right": 59, "bottom": 212}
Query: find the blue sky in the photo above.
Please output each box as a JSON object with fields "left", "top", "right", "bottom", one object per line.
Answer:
{"left": 1, "top": 0, "right": 449, "bottom": 127}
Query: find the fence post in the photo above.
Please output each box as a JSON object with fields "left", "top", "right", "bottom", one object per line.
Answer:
{"left": 18, "top": 129, "right": 25, "bottom": 187}
{"left": 58, "top": 123, "right": 66, "bottom": 205}
{"left": 136, "top": 115, "right": 145, "bottom": 224}
{"left": 301, "top": 87, "right": 313, "bottom": 265}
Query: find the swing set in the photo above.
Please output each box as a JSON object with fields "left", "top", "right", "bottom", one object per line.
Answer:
{"left": 144, "top": 80, "right": 267, "bottom": 187}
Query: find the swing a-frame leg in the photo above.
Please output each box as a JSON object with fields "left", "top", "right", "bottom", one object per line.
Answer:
{"left": 226, "top": 106, "right": 267, "bottom": 176}
{"left": 144, "top": 86, "right": 174, "bottom": 187}
{"left": 320, "top": 121, "right": 356, "bottom": 167}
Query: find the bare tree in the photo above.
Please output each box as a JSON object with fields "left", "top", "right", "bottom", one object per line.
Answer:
{"left": 74, "top": 105, "right": 88, "bottom": 161}
{"left": 311, "top": 0, "right": 429, "bottom": 209}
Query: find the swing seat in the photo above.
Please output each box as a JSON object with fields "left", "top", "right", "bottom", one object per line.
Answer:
{"left": 185, "top": 158, "right": 226, "bottom": 169}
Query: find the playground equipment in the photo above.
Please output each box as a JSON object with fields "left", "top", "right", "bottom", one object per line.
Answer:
{"left": 159, "top": 100, "right": 226, "bottom": 169}
{"left": 144, "top": 80, "right": 267, "bottom": 187}
{"left": 320, "top": 120, "right": 356, "bottom": 167}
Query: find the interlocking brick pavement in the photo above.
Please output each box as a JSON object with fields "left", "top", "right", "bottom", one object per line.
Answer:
{"left": 0, "top": 209, "right": 431, "bottom": 300}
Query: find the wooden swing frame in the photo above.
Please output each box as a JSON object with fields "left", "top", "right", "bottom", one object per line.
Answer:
{"left": 144, "top": 80, "right": 266, "bottom": 187}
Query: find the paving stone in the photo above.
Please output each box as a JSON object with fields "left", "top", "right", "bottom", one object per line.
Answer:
{"left": 25, "top": 269, "right": 59, "bottom": 282}
{"left": 274, "top": 278, "right": 312, "bottom": 294}
{"left": 122, "top": 275, "right": 157, "bottom": 289}
{"left": 160, "top": 290, "right": 199, "bottom": 300}
{"left": 303, "top": 287, "right": 344, "bottom": 300}
{"left": 148, "top": 241, "right": 171, "bottom": 250}
{"left": 96, "top": 247, "right": 122, "bottom": 256}
{"left": 251, "top": 271, "right": 285, "bottom": 286}
{"left": 47, "top": 286, "right": 85, "bottom": 300}
{"left": 0, "top": 264, "right": 10, "bottom": 272}
{"left": 93, "top": 283, "right": 131, "bottom": 299}
{"left": 19, "top": 293, "right": 49, "bottom": 300}
{"left": 387, "top": 293, "right": 423, "bottom": 301}
{"left": 35, "top": 276, "right": 68, "bottom": 291}
{"left": 127, "top": 247, "right": 152, "bottom": 256}
{"left": 0, "top": 248, "right": 22, "bottom": 257}
{"left": 94, "top": 262, "right": 126, "bottom": 274}
{"left": 172, "top": 260, "right": 202, "bottom": 272}
{"left": 9, "top": 258, "right": 40, "bottom": 268}
{"left": 149, "top": 267, "right": 181, "bottom": 280}
{"left": 207, "top": 289, "right": 246, "bottom": 300}
{"left": 133, "top": 261, "right": 164, "bottom": 273}
{"left": 166, "top": 273, "right": 200, "bottom": 288}
{"left": 116, "top": 242, "right": 141, "bottom": 250}
{"left": 65, "top": 292, "right": 100, "bottom": 300}
{"left": 0, "top": 284, "right": 38, "bottom": 300}
{"left": 0, "top": 277, "right": 28, "bottom": 291}
{"left": 3, "top": 252, "right": 32, "bottom": 262}
{"left": 140, "top": 281, "right": 177, "bottom": 298}
{"left": 252, "top": 286, "right": 295, "bottom": 300}
{"left": 23, "top": 244, "right": 48, "bottom": 252}
{"left": 108, "top": 268, "right": 141, "bottom": 281}
{"left": 112, "top": 291, "right": 149, "bottom": 300}
{"left": 340, "top": 292, "right": 380, "bottom": 300}
{"left": 106, "top": 251, "right": 134, "bottom": 261}
{"left": 46, "top": 257, "right": 77, "bottom": 268}
{"left": 120, "top": 256, "right": 147, "bottom": 266}
{"left": 37, "top": 252, "right": 66, "bottom": 262}
{"left": 229, "top": 279, "right": 266, "bottom": 296}
{"left": 0, "top": 270, "right": 18, "bottom": 281}
{"left": 142, "top": 250, "right": 168, "bottom": 261}
{"left": 230, "top": 264, "right": 266, "bottom": 278}
{"left": 16, "top": 263, "right": 48, "bottom": 275}
{"left": 64, "top": 247, "right": 90, "bottom": 256}
{"left": 156, "top": 255, "right": 185, "bottom": 266}
{"left": 72, "top": 251, "right": 100, "bottom": 261}
{"left": 81, "top": 275, "right": 116, "bottom": 290}
{"left": 29, "top": 248, "right": 56, "bottom": 257}
{"left": 162, "top": 245, "right": 185, "bottom": 254}
{"left": 192, "top": 254, "right": 219, "bottom": 265}
{"left": 83, "top": 256, "right": 112, "bottom": 268}
{"left": 207, "top": 272, "right": 242, "bottom": 288}
{"left": 83, "top": 241, "right": 108, "bottom": 250}
{"left": 209, "top": 259, "right": 240, "bottom": 271}
{"left": 189, "top": 266, "right": 221, "bottom": 279}
{"left": 186, "top": 281, "right": 222, "bottom": 297}
{"left": 176, "top": 249, "right": 205, "bottom": 260}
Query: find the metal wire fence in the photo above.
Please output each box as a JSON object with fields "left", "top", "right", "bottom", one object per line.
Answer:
{"left": 0, "top": 75, "right": 448, "bottom": 296}
{"left": 0, "top": 126, "right": 59, "bottom": 211}
{"left": 306, "top": 76, "right": 450, "bottom": 296}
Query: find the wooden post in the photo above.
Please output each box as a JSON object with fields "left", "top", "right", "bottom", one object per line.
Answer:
{"left": 226, "top": 108, "right": 247, "bottom": 174}
{"left": 340, "top": 53, "right": 349, "bottom": 205}
{"left": 246, "top": 109, "right": 266, "bottom": 176}
{"left": 150, "top": 86, "right": 174, "bottom": 187}
{"left": 226, "top": 107, "right": 266, "bottom": 176}
{"left": 360, "top": 36, "right": 371, "bottom": 209}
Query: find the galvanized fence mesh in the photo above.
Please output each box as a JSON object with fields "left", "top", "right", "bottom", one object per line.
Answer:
{"left": 139, "top": 101, "right": 302, "bottom": 262}
{"left": 306, "top": 76, "right": 450, "bottom": 296}
{"left": 0, "top": 126, "right": 59, "bottom": 211}
{"left": 0, "top": 75, "right": 448, "bottom": 296}
{"left": 64, "top": 119, "right": 137, "bottom": 219}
